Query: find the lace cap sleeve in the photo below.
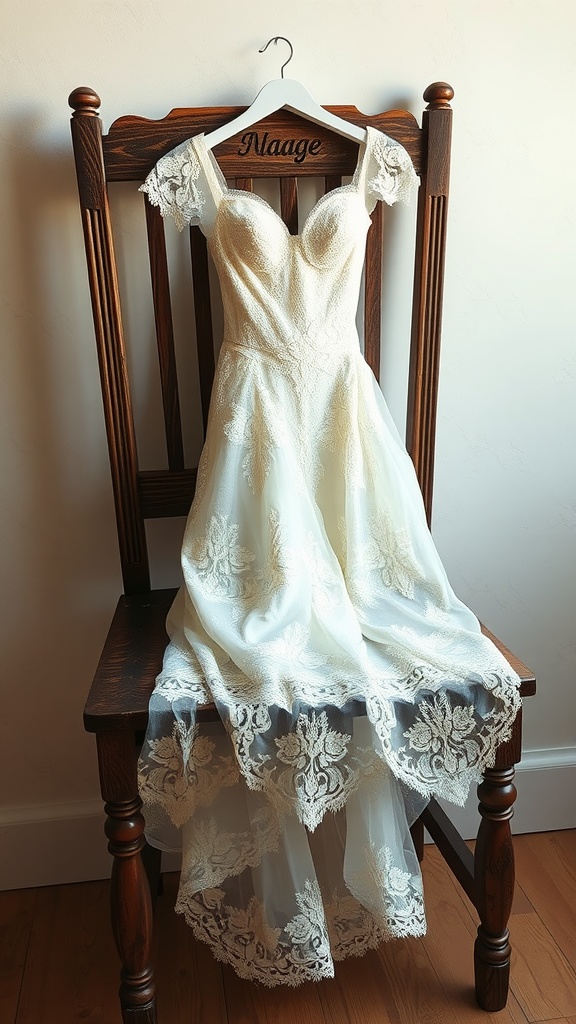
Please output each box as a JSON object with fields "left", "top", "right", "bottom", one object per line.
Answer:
{"left": 139, "top": 140, "right": 204, "bottom": 231}
{"left": 364, "top": 128, "right": 419, "bottom": 212}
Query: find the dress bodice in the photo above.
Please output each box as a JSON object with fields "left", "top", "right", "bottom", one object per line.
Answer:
{"left": 140, "top": 126, "right": 418, "bottom": 365}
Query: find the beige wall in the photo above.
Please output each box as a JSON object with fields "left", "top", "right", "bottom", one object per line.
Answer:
{"left": 1, "top": 1, "right": 575, "bottom": 884}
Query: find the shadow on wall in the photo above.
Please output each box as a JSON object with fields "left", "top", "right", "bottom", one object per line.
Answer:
{"left": 2, "top": 108, "right": 126, "bottom": 805}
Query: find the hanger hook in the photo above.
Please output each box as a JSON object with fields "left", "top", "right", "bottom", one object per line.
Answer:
{"left": 259, "top": 36, "right": 294, "bottom": 79}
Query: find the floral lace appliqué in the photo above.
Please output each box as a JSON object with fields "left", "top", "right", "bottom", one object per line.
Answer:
{"left": 224, "top": 395, "right": 288, "bottom": 495}
{"left": 190, "top": 513, "right": 255, "bottom": 599}
{"left": 403, "top": 692, "right": 479, "bottom": 776}
{"left": 177, "top": 879, "right": 333, "bottom": 986}
{"left": 138, "top": 721, "right": 238, "bottom": 826}
{"left": 181, "top": 807, "right": 281, "bottom": 891}
{"left": 139, "top": 141, "right": 204, "bottom": 231}
{"left": 348, "top": 508, "right": 423, "bottom": 604}
{"left": 275, "top": 712, "right": 355, "bottom": 830}
{"left": 367, "top": 130, "right": 419, "bottom": 208}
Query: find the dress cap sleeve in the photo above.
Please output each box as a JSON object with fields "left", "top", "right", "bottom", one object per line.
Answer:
{"left": 364, "top": 128, "right": 419, "bottom": 212}
{"left": 139, "top": 140, "right": 204, "bottom": 231}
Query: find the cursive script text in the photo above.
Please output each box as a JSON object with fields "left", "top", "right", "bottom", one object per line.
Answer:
{"left": 237, "top": 131, "right": 322, "bottom": 164}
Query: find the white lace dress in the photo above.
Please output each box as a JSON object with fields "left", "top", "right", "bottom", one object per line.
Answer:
{"left": 138, "top": 126, "right": 521, "bottom": 985}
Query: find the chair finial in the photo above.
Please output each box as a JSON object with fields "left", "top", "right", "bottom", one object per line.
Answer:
{"left": 69, "top": 87, "right": 101, "bottom": 116}
{"left": 423, "top": 83, "right": 454, "bottom": 109}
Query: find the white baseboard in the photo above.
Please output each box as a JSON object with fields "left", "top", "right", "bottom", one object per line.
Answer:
{"left": 0, "top": 799, "right": 180, "bottom": 891}
{"left": 0, "top": 800, "right": 110, "bottom": 891}
{"left": 1, "top": 749, "right": 575, "bottom": 890}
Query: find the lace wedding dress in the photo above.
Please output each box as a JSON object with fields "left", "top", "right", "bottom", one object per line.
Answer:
{"left": 138, "top": 126, "right": 521, "bottom": 985}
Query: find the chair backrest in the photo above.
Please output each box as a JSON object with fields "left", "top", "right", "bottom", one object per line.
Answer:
{"left": 69, "top": 83, "right": 453, "bottom": 596}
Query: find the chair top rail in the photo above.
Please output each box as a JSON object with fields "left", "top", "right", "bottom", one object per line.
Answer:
{"left": 102, "top": 105, "right": 424, "bottom": 181}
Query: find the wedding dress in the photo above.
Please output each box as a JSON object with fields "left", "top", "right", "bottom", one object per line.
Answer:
{"left": 137, "top": 126, "right": 521, "bottom": 985}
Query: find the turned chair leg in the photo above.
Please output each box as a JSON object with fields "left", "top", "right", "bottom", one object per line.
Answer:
{"left": 410, "top": 817, "right": 425, "bottom": 862}
{"left": 141, "top": 841, "right": 163, "bottom": 902}
{"left": 98, "top": 731, "right": 158, "bottom": 1024}
{"left": 474, "top": 713, "right": 522, "bottom": 1011}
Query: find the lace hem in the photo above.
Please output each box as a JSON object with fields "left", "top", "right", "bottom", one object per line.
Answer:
{"left": 368, "top": 670, "right": 522, "bottom": 806}
{"left": 139, "top": 661, "right": 521, "bottom": 834}
{"left": 226, "top": 677, "right": 521, "bottom": 819}
{"left": 175, "top": 858, "right": 426, "bottom": 987}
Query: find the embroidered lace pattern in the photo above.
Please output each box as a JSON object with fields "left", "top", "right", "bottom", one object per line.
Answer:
{"left": 175, "top": 854, "right": 425, "bottom": 986}
{"left": 138, "top": 720, "right": 239, "bottom": 826}
{"left": 139, "top": 141, "right": 204, "bottom": 230}
{"left": 137, "top": 123, "right": 522, "bottom": 985}
{"left": 176, "top": 880, "right": 335, "bottom": 986}
{"left": 366, "top": 133, "right": 418, "bottom": 207}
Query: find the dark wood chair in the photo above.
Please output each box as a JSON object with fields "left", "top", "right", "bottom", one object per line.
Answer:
{"left": 69, "top": 82, "right": 536, "bottom": 1024}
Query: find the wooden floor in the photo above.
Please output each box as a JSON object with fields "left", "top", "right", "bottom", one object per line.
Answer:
{"left": 1, "top": 830, "right": 575, "bottom": 1024}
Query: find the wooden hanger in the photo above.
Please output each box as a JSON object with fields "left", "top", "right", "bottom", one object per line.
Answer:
{"left": 204, "top": 37, "right": 367, "bottom": 149}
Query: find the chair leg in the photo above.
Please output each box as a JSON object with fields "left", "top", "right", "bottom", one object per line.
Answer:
{"left": 97, "top": 731, "right": 158, "bottom": 1023}
{"left": 141, "top": 842, "right": 163, "bottom": 902}
{"left": 410, "top": 817, "right": 425, "bottom": 862}
{"left": 474, "top": 755, "right": 517, "bottom": 1011}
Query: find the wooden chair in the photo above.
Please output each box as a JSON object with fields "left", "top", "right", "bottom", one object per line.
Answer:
{"left": 69, "top": 82, "right": 536, "bottom": 1024}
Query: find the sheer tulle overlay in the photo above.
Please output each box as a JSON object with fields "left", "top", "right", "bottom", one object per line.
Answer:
{"left": 138, "top": 127, "right": 521, "bottom": 984}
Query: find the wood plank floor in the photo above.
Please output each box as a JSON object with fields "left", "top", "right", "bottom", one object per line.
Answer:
{"left": 1, "top": 831, "right": 575, "bottom": 1024}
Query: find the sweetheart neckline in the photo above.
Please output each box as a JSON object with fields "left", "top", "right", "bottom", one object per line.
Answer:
{"left": 190, "top": 128, "right": 373, "bottom": 242}
{"left": 216, "top": 188, "right": 371, "bottom": 246}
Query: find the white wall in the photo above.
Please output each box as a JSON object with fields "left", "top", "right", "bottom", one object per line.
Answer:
{"left": 1, "top": 1, "right": 575, "bottom": 888}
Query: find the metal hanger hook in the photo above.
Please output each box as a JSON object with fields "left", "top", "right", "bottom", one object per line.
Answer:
{"left": 259, "top": 36, "right": 294, "bottom": 79}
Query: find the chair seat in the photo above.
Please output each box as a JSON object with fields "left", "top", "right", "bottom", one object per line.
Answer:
{"left": 84, "top": 588, "right": 535, "bottom": 734}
